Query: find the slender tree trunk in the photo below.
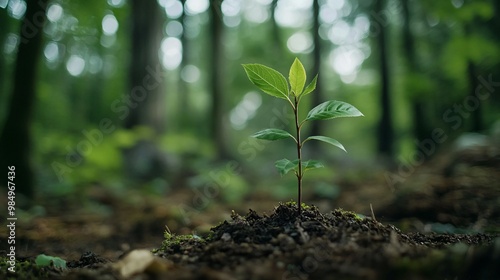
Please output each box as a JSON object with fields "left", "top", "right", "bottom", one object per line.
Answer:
{"left": 270, "top": 0, "right": 283, "bottom": 63}
{"left": 210, "top": 1, "right": 230, "bottom": 159}
{"left": 0, "top": 8, "right": 9, "bottom": 114}
{"left": 467, "top": 61, "right": 482, "bottom": 132}
{"left": 463, "top": 23, "right": 482, "bottom": 132}
{"left": 123, "top": 0, "right": 167, "bottom": 181}
{"left": 401, "top": 0, "right": 428, "bottom": 147}
{"left": 88, "top": 29, "right": 105, "bottom": 124}
{"left": 125, "top": 0, "right": 165, "bottom": 132}
{"left": 374, "top": 0, "right": 394, "bottom": 158}
{"left": 492, "top": 1, "right": 500, "bottom": 39}
{"left": 178, "top": 0, "right": 191, "bottom": 129}
{"left": 309, "top": 0, "right": 323, "bottom": 155}
{"left": 0, "top": 0, "right": 49, "bottom": 198}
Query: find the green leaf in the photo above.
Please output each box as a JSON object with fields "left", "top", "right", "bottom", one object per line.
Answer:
{"left": 306, "top": 100, "right": 363, "bottom": 121}
{"left": 301, "top": 160, "right": 324, "bottom": 171}
{"left": 304, "top": 136, "right": 346, "bottom": 152}
{"left": 35, "top": 254, "right": 67, "bottom": 269}
{"left": 252, "top": 129, "right": 294, "bottom": 141}
{"left": 242, "top": 64, "right": 289, "bottom": 99}
{"left": 289, "top": 58, "right": 306, "bottom": 96}
{"left": 301, "top": 74, "right": 318, "bottom": 97}
{"left": 275, "top": 158, "right": 298, "bottom": 176}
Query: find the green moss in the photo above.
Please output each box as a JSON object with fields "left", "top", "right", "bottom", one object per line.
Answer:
{"left": 335, "top": 208, "right": 364, "bottom": 221}
{"left": 284, "top": 200, "right": 311, "bottom": 210}
{"left": 159, "top": 232, "right": 204, "bottom": 250}
{"left": 0, "top": 257, "right": 51, "bottom": 279}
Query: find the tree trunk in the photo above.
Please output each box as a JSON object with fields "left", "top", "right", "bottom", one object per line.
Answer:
{"left": 125, "top": 0, "right": 165, "bottom": 132}
{"left": 467, "top": 61, "right": 482, "bottom": 132}
{"left": 309, "top": 0, "right": 323, "bottom": 155}
{"left": 87, "top": 29, "right": 105, "bottom": 124}
{"left": 492, "top": 1, "right": 500, "bottom": 39}
{"left": 464, "top": 22, "right": 482, "bottom": 132}
{"left": 401, "top": 0, "right": 428, "bottom": 147}
{"left": 270, "top": 0, "right": 283, "bottom": 63}
{"left": 178, "top": 0, "right": 191, "bottom": 130}
{"left": 0, "top": 8, "right": 9, "bottom": 112}
{"left": 123, "top": 0, "right": 167, "bottom": 181}
{"left": 374, "top": 0, "right": 394, "bottom": 158}
{"left": 209, "top": 1, "right": 230, "bottom": 160}
{"left": 0, "top": 0, "right": 49, "bottom": 198}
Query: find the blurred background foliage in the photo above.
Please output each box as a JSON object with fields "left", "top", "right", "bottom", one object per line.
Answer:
{"left": 0, "top": 0, "right": 499, "bottom": 206}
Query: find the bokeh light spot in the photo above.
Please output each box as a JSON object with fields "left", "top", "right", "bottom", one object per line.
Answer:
{"left": 102, "top": 14, "right": 119, "bottom": 36}
{"left": 66, "top": 55, "right": 86, "bottom": 77}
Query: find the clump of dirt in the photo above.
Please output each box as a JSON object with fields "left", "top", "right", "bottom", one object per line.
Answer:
{"left": 154, "top": 202, "right": 499, "bottom": 279}
{"left": 67, "top": 251, "right": 109, "bottom": 269}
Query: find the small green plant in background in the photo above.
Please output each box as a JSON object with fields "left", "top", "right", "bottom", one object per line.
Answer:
{"left": 243, "top": 58, "right": 363, "bottom": 215}
{"left": 35, "top": 254, "right": 67, "bottom": 269}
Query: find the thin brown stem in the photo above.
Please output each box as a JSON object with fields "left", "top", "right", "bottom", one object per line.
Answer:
{"left": 294, "top": 96, "right": 302, "bottom": 216}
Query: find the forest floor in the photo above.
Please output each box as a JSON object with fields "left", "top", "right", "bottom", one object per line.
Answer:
{"left": 1, "top": 144, "right": 499, "bottom": 279}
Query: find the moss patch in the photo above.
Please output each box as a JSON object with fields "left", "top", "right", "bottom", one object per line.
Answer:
{"left": 0, "top": 257, "right": 51, "bottom": 280}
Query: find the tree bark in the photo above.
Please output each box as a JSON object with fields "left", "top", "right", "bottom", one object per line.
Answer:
{"left": 401, "top": 0, "right": 428, "bottom": 147}
{"left": 467, "top": 61, "right": 482, "bottom": 132}
{"left": 463, "top": 22, "right": 482, "bottom": 132}
{"left": 178, "top": 0, "right": 191, "bottom": 129}
{"left": 0, "top": 8, "right": 9, "bottom": 111}
{"left": 309, "top": 0, "right": 323, "bottom": 155}
{"left": 123, "top": 0, "right": 167, "bottom": 181}
{"left": 270, "top": 0, "right": 283, "bottom": 63}
{"left": 374, "top": 0, "right": 394, "bottom": 158}
{"left": 87, "top": 28, "right": 105, "bottom": 124}
{"left": 0, "top": 0, "right": 49, "bottom": 198}
{"left": 125, "top": 0, "right": 165, "bottom": 132}
{"left": 209, "top": 1, "right": 230, "bottom": 159}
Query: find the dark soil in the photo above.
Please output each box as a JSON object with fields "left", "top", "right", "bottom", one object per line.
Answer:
{"left": 5, "top": 203, "right": 496, "bottom": 280}
{"left": 152, "top": 203, "right": 499, "bottom": 280}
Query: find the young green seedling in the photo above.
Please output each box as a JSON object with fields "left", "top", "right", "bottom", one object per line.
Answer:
{"left": 242, "top": 58, "right": 363, "bottom": 215}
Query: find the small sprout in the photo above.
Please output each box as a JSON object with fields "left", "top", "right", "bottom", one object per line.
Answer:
{"left": 243, "top": 58, "right": 364, "bottom": 215}
{"left": 164, "top": 225, "right": 172, "bottom": 239}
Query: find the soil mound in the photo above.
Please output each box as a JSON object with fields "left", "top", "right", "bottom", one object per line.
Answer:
{"left": 155, "top": 203, "right": 499, "bottom": 279}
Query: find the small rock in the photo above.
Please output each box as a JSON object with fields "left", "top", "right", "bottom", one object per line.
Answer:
{"left": 221, "top": 232, "right": 232, "bottom": 242}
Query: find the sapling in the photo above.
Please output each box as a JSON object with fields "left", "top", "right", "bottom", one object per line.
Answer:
{"left": 242, "top": 58, "right": 363, "bottom": 215}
